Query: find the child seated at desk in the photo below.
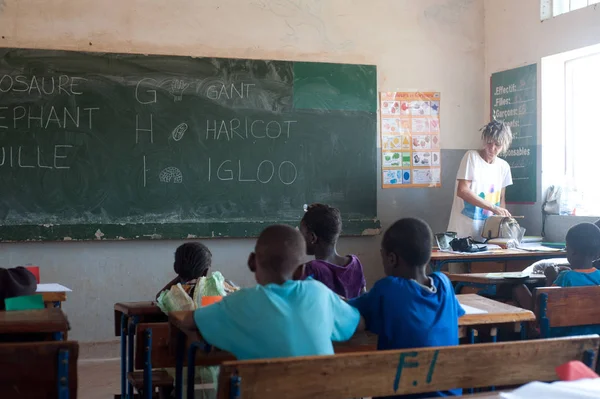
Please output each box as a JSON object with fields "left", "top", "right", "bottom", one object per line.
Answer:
{"left": 299, "top": 203, "right": 366, "bottom": 299}
{"left": 513, "top": 223, "right": 600, "bottom": 328}
{"left": 184, "top": 224, "right": 361, "bottom": 360}
{"left": 348, "top": 218, "right": 464, "bottom": 398}
{"left": 157, "top": 242, "right": 237, "bottom": 300}
{"left": 0, "top": 267, "right": 37, "bottom": 310}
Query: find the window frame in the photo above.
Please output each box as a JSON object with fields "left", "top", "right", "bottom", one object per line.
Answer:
{"left": 541, "top": 0, "right": 600, "bottom": 20}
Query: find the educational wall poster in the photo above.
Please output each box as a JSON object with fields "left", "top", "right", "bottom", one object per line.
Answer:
{"left": 490, "top": 64, "right": 537, "bottom": 203}
{"left": 380, "top": 92, "right": 441, "bottom": 189}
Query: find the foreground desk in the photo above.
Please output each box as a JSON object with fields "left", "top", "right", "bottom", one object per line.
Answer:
{"left": 448, "top": 272, "right": 546, "bottom": 295}
{"left": 114, "top": 302, "right": 166, "bottom": 399}
{"left": 458, "top": 294, "right": 535, "bottom": 342}
{"left": 169, "top": 295, "right": 535, "bottom": 399}
{"left": 0, "top": 308, "right": 69, "bottom": 341}
{"left": 36, "top": 284, "right": 72, "bottom": 308}
{"left": 430, "top": 249, "right": 566, "bottom": 273}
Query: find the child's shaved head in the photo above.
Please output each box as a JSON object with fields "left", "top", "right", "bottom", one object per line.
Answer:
{"left": 566, "top": 223, "right": 600, "bottom": 260}
{"left": 252, "top": 225, "right": 307, "bottom": 282}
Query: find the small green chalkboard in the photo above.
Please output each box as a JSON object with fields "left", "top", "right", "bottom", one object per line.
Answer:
{"left": 0, "top": 48, "right": 379, "bottom": 241}
{"left": 491, "top": 64, "right": 538, "bottom": 203}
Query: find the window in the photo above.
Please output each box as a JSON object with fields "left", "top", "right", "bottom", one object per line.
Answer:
{"left": 542, "top": 44, "right": 600, "bottom": 216}
{"left": 565, "top": 54, "right": 600, "bottom": 215}
{"left": 541, "top": 0, "right": 600, "bottom": 20}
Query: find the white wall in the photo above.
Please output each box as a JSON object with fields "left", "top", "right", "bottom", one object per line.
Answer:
{"left": 484, "top": 0, "right": 600, "bottom": 236}
{"left": 0, "top": 0, "right": 485, "bottom": 342}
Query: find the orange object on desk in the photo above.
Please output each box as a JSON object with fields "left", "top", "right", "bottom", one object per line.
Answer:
{"left": 201, "top": 296, "right": 222, "bottom": 307}
{"left": 556, "top": 361, "right": 599, "bottom": 381}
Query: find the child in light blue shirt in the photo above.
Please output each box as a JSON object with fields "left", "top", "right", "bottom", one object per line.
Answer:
{"left": 190, "top": 224, "right": 361, "bottom": 360}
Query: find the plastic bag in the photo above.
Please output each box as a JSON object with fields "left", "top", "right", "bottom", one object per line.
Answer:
{"left": 192, "top": 271, "right": 227, "bottom": 308}
{"left": 156, "top": 283, "right": 196, "bottom": 312}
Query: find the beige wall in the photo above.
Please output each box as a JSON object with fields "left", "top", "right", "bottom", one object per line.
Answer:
{"left": 0, "top": 0, "right": 485, "bottom": 342}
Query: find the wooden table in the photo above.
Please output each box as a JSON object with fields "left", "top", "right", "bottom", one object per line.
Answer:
{"left": 0, "top": 308, "right": 69, "bottom": 340}
{"left": 458, "top": 294, "right": 535, "bottom": 326}
{"left": 169, "top": 295, "right": 535, "bottom": 399}
{"left": 40, "top": 292, "right": 67, "bottom": 307}
{"left": 114, "top": 301, "right": 166, "bottom": 399}
{"left": 458, "top": 293, "right": 535, "bottom": 343}
{"left": 448, "top": 272, "right": 547, "bottom": 295}
{"left": 430, "top": 248, "right": 566, "bottom": 273}
{"left": 36, "top": 284, "right": 72, "bottom": 308}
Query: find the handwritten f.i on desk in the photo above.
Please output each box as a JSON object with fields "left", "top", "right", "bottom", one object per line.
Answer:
{"left": 394, "top": 350, "right": 439, "bottom": 392}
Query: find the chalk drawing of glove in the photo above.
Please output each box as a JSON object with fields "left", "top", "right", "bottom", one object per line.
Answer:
{"left": 169, "top": 79, "right": 190, "bottom": 102}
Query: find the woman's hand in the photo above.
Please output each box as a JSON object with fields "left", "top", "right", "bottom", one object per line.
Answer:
{"left": 492, "top": 206, "right": 512, "bottom": 217}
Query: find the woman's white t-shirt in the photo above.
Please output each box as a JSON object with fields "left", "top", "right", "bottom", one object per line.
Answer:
{"left": 447, "top": 150, "right": 513, "bottom": 241}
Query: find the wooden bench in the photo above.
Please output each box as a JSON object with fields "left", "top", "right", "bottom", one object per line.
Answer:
{"left": 114, "top": 302, "right": 167, "bottom": 398}
{"left": 132, "top": 321, "right": 378, "bottom": 399}
{"left": 535, "top": 286, "right": 600, "bottom": 338}
{"left": 0, "top": 340, "right": 78, "bottom": 399}
{"left": 215, "top": 335, "right": 599, "bottom": 399}
{"left": 130, "top": 322, "right": 236, "bottom": 399}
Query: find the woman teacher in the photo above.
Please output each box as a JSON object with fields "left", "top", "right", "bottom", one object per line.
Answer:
{"left": 448, "top": 120, "right": 513, "bottom": 241}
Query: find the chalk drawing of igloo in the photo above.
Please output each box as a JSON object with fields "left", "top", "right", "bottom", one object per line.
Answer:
{"left": 159, "top": 167, "right": 183, "bottom": 184}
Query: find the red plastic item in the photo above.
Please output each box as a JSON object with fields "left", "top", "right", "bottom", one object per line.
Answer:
{"left": 25, "top": 266, "right": 40, "bottom": 283}
{"left": 556, "top": 361, "right": 599, "bottom": 381}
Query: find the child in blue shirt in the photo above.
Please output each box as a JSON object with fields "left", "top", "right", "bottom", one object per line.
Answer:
{"left": 513, "top": 222, "right": 600, "bottom": 336}
{"left": 179, "top": 224, "right": 361, "bottom": 360}
{"left": 349, "top": 218, "right": 464, "bottom": 398}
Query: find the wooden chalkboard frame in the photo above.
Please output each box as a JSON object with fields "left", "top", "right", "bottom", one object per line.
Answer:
{"left": 0, "top": 48, "right": 380, "bottom": 241}
{"left": 0, "top": 220, "right": 381, "bottom": 241}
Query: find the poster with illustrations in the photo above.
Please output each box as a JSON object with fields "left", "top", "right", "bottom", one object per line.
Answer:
{"left": 380, "top": 92, "right": 441, "bottom": 188}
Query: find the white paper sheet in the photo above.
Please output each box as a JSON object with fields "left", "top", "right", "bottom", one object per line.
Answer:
{"left": 36, "top": 283, "right": 72, "bottom": 292}
{"left": 517, "top": 245, "right": 564, "bottom": 252}
{"left": 500, "top": 379, "right": 600, "bottom": 398}
{"left": 484, "top": 272, "right": 531, "bottom": 279}
{"left": 460, "top": 304, "right": 488, "bottom": 315}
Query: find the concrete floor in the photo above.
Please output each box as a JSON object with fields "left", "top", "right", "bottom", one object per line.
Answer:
{"left": 79, "top": 358, "right": 121, "bottom": 399}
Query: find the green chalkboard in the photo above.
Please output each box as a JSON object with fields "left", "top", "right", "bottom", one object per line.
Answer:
{"left": 0, "top": 48, "right": 379, "bottom": 241}
{"left": 490, "top": 64, "right": 537, "bottom": 203}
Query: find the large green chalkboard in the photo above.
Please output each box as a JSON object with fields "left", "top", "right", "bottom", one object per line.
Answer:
{"left": 491, "top": 64, "right": 537, "bottom": 203}
{"left": 0, "top": 48, "right": 379, "bottom": 241}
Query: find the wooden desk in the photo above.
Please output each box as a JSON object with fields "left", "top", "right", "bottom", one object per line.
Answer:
{"left": 430, "top": 249, "right": 566, "bottom": 273}
{"left": 458, "top": 294, "right": 535, "bottom": 326}
{"left": 0, "top": 308, "right": 69, "bottom": 340}
{"left": 168, "top": 295, "right": 534, "bottom": 398}
{"left": 36, "top": 284, "right": 72, "bottom": 308}
{"left": 40, "top": 292, "right": 67, "bottom": 308}
{"left": 448, "top": 272, "right": 547, "bottom": 295}
{"left": 114, "top": 301, "right": 166, "bottom": 399}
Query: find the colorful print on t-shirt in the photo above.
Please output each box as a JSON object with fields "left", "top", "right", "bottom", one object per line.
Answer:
{"left": 461, "top": 184, "right": 502, "bottom": 221}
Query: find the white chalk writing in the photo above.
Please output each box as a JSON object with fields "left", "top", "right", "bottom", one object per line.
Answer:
{"left": 136, "top": 114, "right": 154, "bottom": 144}
{"left": 0, "top": 106, "right": 97, "bottom": 130}
{"left": 0, "top": 145, "right": 73, "bottom": 170}
{"left": 205, "top": 118, "right": 296, "bottom": 140}
{"left": 0, "top": 75, "right": 87, "bottom": 96}
{"left": 208, "top": 158, "right": 298, "bottom": 185}
{"left": 206, "top": 83, "right": 255, "bottom": 100}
